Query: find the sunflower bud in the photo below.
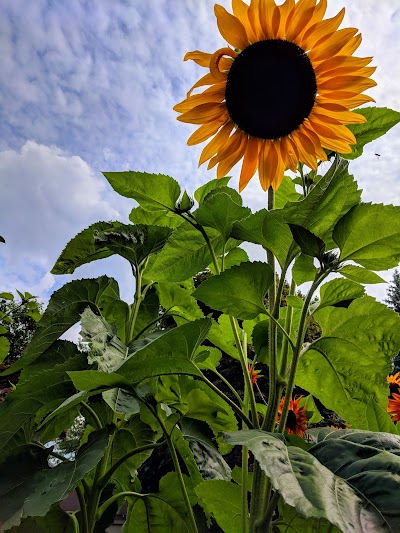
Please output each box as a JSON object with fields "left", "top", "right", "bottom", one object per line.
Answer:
{"left": 175, "top": 190, "right": 194, "bottom": 213}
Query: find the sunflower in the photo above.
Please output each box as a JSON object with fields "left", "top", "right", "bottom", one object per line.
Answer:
{"left": 388, "top": 392, "right": 400, "bottom": 423}
{"left": 387, "top": 372, "right": 400, "bottom": 387}
{"left": 276, "top": 395, "right": 308, "bottom": 437}
{"left": 174, "top": 0, "right": 376, "bottom": 191}
{"left": 247, "top": 363, "right": 262, "bottom": 384}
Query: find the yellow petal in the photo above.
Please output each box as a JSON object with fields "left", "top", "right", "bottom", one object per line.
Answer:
{"left": 318, "top": 75, "right": 377, "bottom": 93}
{"left": 318, "top": 66, "right": 376, "bottom": 81}
{"left": 199, "top": 121, "right": 234, "bottom": 166}
{"left": 259, "top": 0, "right": 277, "bottom": 39}
{"left": 318, "top": 93, "right": 375, "bottom": 109}
{"left": 286, "top": 0, "right": 317, "bottom": 43}
{"left": 177, "top": 102, "right": 227, "bottom": 124}
{"left": 174, "top": 85, "right": 226, "bottom": 113}
{"left": 239, "top": 136, "right": 261, "bottom": 191}
{"left": 271, "top": 142, "right": 287, "bottom": 190}
{"left": 314, "top": 55, "right": 373, "bottom": 76}
{"left": 232, "top": 0, "right": 258, "bottom": 42}
{"left": 280, "top": 136, "right": 298, "bottom": 172}
{"left": 187, "top": 73, "right": 222, "bottom": 97}
{"left": 214, "top": 4, "right": 249, "bottom": 50}
{"left": 184, "top": 51, "right": 213, "bottom": 68}
{"left": 210, "top": 47, "right": 237, "bottom": 81}
{"left": 258, "top": 140, "right": 273, "bottom": 191}
{"left": 276, "top": 0, "right": 295, "bottom": 38}
{"left": 340, "top": 33, "right": 362, "bottom": 55}
{"left": 217, "top": 132, "right": 248, "bottom": 179}
{"left": 208, "top": 128, "right": 243, "bottom": 169}
{"left": 187, "top": 118, "right": 228, "bottom": 146}
{"left": 248, "top": 0, "right": 263, "bottom": 40}
{"left": 313, "top": 105, "right": 367, "bottom": 125}
{"left": 309, "top": 28, "right": 358, "bottom": 62}
{"left": 300, "top": 125, "right": 328, "bottom": 161}
{"left": 300, "top": 8, "right": 345, "bottom": 50}
{"left": 291, "top": 130, "right": 318, "bottom": 170}
{"left": 308, "top": 117, "right": 356, "bottom": 145}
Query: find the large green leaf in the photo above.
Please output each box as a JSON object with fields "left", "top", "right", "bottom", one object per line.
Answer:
{"left": 103, "top": 171, "right": 181, "bottom": 211}
{"left": 0, "top": 336, "right": 10, "bottom": 363}
{"left": 209, "top": 246, "right": 249, "bottom": 274}
{"left": 339, "top": 265, "right": 385, "bottom": 285}
{"left": 8, "top": 507, "right": 73, "bottom": 533}
{"left": 193, "top": 262, "right": 273, "bottom": 320}
{"left": 275, "top": 175, "right": 301, "bottom": 208}
{"left": 145, "top": 220, "right": 233, "bottom": 282}
{"left": 131, "top": 286, "right": 160, "bottom": 340}
{"left": 0, "top": 429, "right": 108, "bottom": 530}
{"left": 296, "top": 297, "right": 400, "bottom": 428}
{"left": 224, "top": 430, "right": 385, "bottom": 532}
{"left": 310, "top": 430, "right": 400, "bottom": 530}
{"left": 109, "top": 415, "right": 157, "bottom": 489}
{"left": 195, "top": 189, "right": 251, "bottom": 241}
{"left": 129, "top": 205, "right": 183, "bottom": 228}
{"left": 4, "top": 276, "right": 119, "bottom": 374}
{"left": 123, "top": 472, "right": 196, "bottom": 532}
{"left": 365, "top": 399, "right": 399, "bottom": 435}
{"left": 341, "top": 107, "right": 400, "bottom": 160}
{"left": 292, "top": 254, "right": 317, "bottom": 286}
{"left": 334, "top": 203, "right": 400, "bottom": 270}
{"left": 195, "top": 480, "right": 243, "bottom": 533}
{"left": 156, "top": 280, "right": 204, "bottom": 326}
{"left": 0, "top": 341, "right": 86, "bottom": 463}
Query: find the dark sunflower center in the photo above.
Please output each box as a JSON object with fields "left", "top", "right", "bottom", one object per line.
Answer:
{"left": 225, "top": 39, "right": 317, "bottom": 140}
{"left": 286, "top": 409, "right": 298, "bottom": 431}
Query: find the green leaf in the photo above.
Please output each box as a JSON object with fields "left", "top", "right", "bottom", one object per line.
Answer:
{"left": 195, "top": 480, "right": 243, "bottom": 533}
{"left": 109, "top": 415, "right": 157, "bottom": 489}
{"left": 277, "top": 502, "right": 341, "bottom": 533}
{"left": 292, "top": 254, "right": 317, "bottom": 286}
{"left": 288, "top": 224, "right": 325, "bottom": 259}
{"left": 102, "top": 388, "right": 140, "bottom": 419}
{"left": 208, "top": 316, "right": 239, "bottom": 360}
{"left": 275, "top": 175, "right": 301, "bottom": 209}
{"left": 339, "top": 265, "right": 385, "bottom": 284}
{"left": 129, "top": 205, "right": 183, "bottom": 228}
{"left": 296, "top": 297, "right": 400, "bottom": 428}
{"left": 93, "top": 223, "right": 172, "bottom": 266}
{"left": 0, "top": 429, "right": 108, "bottom": 530}
{"left": 0, "top": 341, "right": 86, "bottom": 463}
{"left": 194, "top": 346, "right": 222, "bottom": 372}
{"left": 194, "top": 176, "right": 231, "bottom": 204}
{"left": 131, "top": 286, "right": 160, "bottom": 339}
{"left": 103, "top": 170, "right": 181, "bottom": 211}
{"left": 285, "top": 295, "right": 304, "bottom": 309}
{"left": 0, "top": 336, "right": 10, "bottom": 363}
{"left": 334, "top": 203, "right": 400, "bottom": 270}
{"left": 341, "top": 107, "right": 400, "bottom": 160}
{"left": 317, "top": 278, "right": 365, "bottom": 310}
{"left": 67, "top": 370, "right": 131, "bottom": 393}
{"left": 195, "top": 189, "right": 251, "bottom": 241}
{"left": 123, "top": 472, "right": 196, "bottom": 532}
{"left": 146, "top": 220, "right": 236, "bottom": 282}
{"left": 4, "top": 276, "right": 119, "bottom": 375}
{"left": 0, "top": 292, "right": 14, "bottom": 300}
{"left": 224, "top": 430, "right": 385, "bottom": 532}
{"left": 101, "top": 298, "right": 129, "bottom": 344}
{"left": 80, "top": 307, "right": 128, "bottom": 372}
{"left": 365, "top": 398, "right": 399, "bottom": 435}
{"left": 210, "top": 247, "right": 249, "bottom": 274}
{"left": 51, "top": 221, "right": 119, "bottom": 274}
{"left": 310, "top": 431, "right": 400, "bottom": 530}
{"left": 8, "top": 507, "right": 74, "bottom": 533}
{"left": 156, "top": 280, "right": 204, "bottom": 326}
{"left": 193, "top": 262, "right": 273, "bottom": 320}
{"left": 299, "top": 395, "right": 323, "bottom": 424}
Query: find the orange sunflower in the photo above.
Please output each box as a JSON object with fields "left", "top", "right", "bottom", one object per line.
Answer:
{"left": 276, "top": 395, "right": 308, "bottom": 437}
{"left": 174, "top": 0, "right": 376, "bottom": 191}
{"left": 388, "top": 392, "right": 400, "bottom": 423}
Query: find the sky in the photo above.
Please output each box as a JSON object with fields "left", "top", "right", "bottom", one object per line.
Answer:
{"left": 1, "top": 0, "right": 400, "bottom": 320}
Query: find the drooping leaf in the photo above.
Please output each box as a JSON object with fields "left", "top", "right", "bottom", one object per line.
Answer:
{"left": 296, "top": 297, "right": 400, "bottom": 428}
{"left": 195, "top": 189, "right": 251, "bottom": 241}
{"left": 109, "top": 415, "right": 157, "bottom": 489}
{"left": 123, "top": 472, "right": 196, "bottom": 533}
{"left": 334, "top": 203, "right": 400, "bottom": 270}
{"left": 0, "top": 341, "right": 86, "bottom": 463}
{"left": 339, "top": 265, "right": 385, "bottom": 284}
{"left": 292, "top": 254, "right": 317, "bottom": 286}
{"left": 80, "top": 307, "right": 128, "bottom": 372}
{"left": 195, "top": 480, "right": 243, "bottom": 533}
{"left": 310, "top": 430, "right": 400, "bottom": 530}
{"left": 93, "top": 223, "right": 172, "bottom": 266}
{"left": 193, "top": 262, "right": 273, "bottom": 320}
{"left": 4, "top": 276, "right": 119, "bottom": 374}
{"left": 0, "top": 429, "right": 108, "bottom": 530}
{"left": 341, "top": 107, "right": 400, "bottom": 160}
{"left": 317, "top": 278, "right": 365, "bottom": 310}
{"left": 224, "top": 430, "right": 386, "bottom": 532}
{"left": 288, "top": 224, "right": 325, "bottom": 259}
{"left": 194, "top": 176, "right": 231, "bottom": 204}
{"left": 103, "top": 171, "right": 181, "bottom": 211}
{"left": 129, "top": 205, "right": 183, "bottom": 228}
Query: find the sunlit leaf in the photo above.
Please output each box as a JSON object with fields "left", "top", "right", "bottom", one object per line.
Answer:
{"left": 339, "top": 265, "right": 385, "bottom": 284}
{"left": 194, "top": 176, "right": 231, "bottom": 204}
{"left": 317, "top": 278, "right": 365, "bottom": 310}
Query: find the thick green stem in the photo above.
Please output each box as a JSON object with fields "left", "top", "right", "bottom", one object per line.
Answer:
{"left": 212, "top": 369, "right": 243, "bottom": 407}
{"left": 279, "top": 278, "right": 296, "bottom": 377}
{"left": 96, "top": 491, "right": 144, "bottom": 522}
{"left": 127, "top": 263, "right": 143, "bottom": 344}
{"left": 241, "top": 362, "right": 250, "bottom": 533}
{"left": 76, "top": 483, "right": 89, "bottom": 533}
{"left": 81, "top": 402, "right": 102, "bottom": 431}
{"left": 68, "top": 512, "right": 80, "bottom": 533}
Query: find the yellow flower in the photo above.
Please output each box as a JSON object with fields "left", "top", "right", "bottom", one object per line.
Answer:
{"left": 174, "top": 0, "right": 376, "bottom": 192}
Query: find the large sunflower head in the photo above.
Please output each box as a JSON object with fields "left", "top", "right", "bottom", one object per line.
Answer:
{"left": 174, "top": 0, "right": 376, "bottom": 192}
{"left": 276, "top": 395, "right": 308, "bottom": 437}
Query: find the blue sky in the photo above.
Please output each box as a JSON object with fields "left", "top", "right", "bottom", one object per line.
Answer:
{"left": 1, "top": 0, "right": 400, "bottom": 315}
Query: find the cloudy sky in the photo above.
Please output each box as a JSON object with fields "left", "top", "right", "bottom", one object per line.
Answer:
{"left": 1, "top": 0, "right": 400, "bottom": 312}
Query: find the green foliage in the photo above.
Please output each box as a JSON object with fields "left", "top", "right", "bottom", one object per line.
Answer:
{"left": 194, "top": 176, "right": 231, "bottom": 204}
{"left": 193, "top": 262, "right": 273, "bottom": 320}
{"left": 339, "top": 264, "right": 385, "bottom": 284}
{"left": 342, "top": 107, "right": 400, "bottom": 159}
{"left": 195, "top": 480, "right": 243, "bottom": 533}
